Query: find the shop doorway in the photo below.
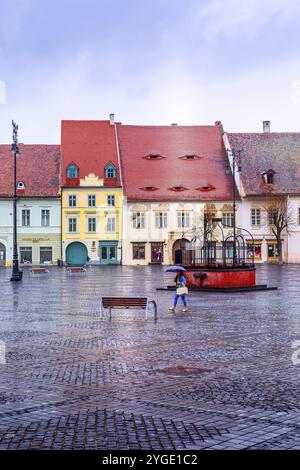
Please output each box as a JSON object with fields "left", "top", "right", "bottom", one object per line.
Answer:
{"left": 150, "top": 242, "right": 164, "bottom": 264}
{"left": 66, "top": 242, "right": 88, "bottom": 265}
{"left": 172, "top": 238, "right": 189, "bottom": 264}
{"left": 0, "top": 243, "right": 6, "bottom": 266}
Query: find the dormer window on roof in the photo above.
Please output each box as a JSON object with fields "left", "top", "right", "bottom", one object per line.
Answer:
{"left": 105, "top": 163, "right": 116, "bottom": 178}
{"left": 66, "top": 163, "right": 79, "bottom": 179}
{"left": 196, "top": 184, "right": 215, "bottom": 192}
{"left": 179, "top": 153, "right": 201, "bottom": 160}
{"left": 140, "top": 186, "right": 159, "bottom": 191}
{"left": 17, "top": 181, "right": 25, "bottom": 189}
{"left": 169, "top": 186, "right": 187, "bottom": 192}
{"left": 262, "top": 169, "right": 276, "bottom": 185}
{"left": 144, "top": 153, "right": 164, "bottom": 160}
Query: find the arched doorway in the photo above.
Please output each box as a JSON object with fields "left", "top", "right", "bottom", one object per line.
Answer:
{"left": 0, "top": 243, "right": 6, "bottom": 266}
{"left": 66, "top": 242, "right": 88, "bottom": 266}
{"left": 172, "top": 238, "right": 189, "bottom": 264}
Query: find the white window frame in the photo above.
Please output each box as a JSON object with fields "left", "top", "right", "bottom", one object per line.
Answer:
{"left": 222, "top": 212, "right": 234, "bottom": 228}
{"left": 88, "top": 195, "right": 96, "bottom": 207}
{"left": 106, "top": 216, "right": 116, "bottom": 233}
{"left": 87, "top": 217, "right": 96, "bottom": 233}
{"left": 68, "top": 195, "right": 77, "bottom": 207}
{"left": 41, "top": 209, "right": 50, "bottom": 227}
{"left": 68, "top": 217, "right": 78, "bottom": 233}
{"left": 155, "top": 212, "right": 167, "bottom": 229}
{"left": 107, "top": 195, "right": 116, "bottom": 207}
{"left": 21, "top": 209, "right": 31, "bottom": 227}
{"left": 177, "top": 211, "right": 190, "bottom": 229}
{"left": 132, "top": 212, "right": 145, "bottom": 229}
{"left": 251, "top": 208, "right": 261, "bottom": 226}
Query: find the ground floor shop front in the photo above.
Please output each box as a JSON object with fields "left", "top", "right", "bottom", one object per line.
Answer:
{"left": 18, "top": 234, "right": 61, "bottom": 266}
{"left": 63, "top": 239, "right": 121, "bottom": 265}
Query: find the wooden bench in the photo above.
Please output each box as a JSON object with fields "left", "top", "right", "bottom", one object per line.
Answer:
{"left": 30, "top": 267, "right": 50, "bottom": 276}
{"left": 100, "top": 296, "right": 157, "bottom": 321}
{"left": 66, "top": 266, "right": 86, "bottom": 275}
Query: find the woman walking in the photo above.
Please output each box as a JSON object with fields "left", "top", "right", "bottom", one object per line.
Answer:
{"left": 169, "top": 270, "right": 188, "bottom": 313}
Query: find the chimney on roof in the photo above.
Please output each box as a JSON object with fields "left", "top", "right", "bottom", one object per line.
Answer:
{"left": 263, "top": 120, "right": 270, "bottom": 133}
{"left": 171, "top": 123, "right": 178, "bottom": 126}
{"left": 215, "top": 120, "right": 224, "bottom": 134}
{"left": 109, "top": 113, "right": 115, "bottom": 125}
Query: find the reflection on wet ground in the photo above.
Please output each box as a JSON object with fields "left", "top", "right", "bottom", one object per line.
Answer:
{"left": 0, "top": 264, "right": 299, "bottom": 449}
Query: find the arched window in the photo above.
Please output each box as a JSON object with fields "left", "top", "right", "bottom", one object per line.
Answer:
{"left": 105, "top": 163, "right": 116, "bottom": 178}
{"left": 66, "top": 163, "right": 78, "bottom": 179}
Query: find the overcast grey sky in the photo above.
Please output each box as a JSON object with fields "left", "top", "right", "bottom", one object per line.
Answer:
{"left": 1, "top": 0, "right": 300, "bottom": 142}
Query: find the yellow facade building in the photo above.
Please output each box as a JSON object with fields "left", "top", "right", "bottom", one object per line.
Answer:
{"left": 62, "top": 174, "right": 122, "bottom": 264}
{"left": 61, "top": 119, "right": 123, "bottom": 265}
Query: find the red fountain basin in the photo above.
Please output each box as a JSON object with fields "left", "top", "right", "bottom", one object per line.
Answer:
{"left": 185, "top": 267, "right": 256, "bottom": 289}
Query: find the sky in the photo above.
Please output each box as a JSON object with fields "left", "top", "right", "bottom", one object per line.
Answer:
{"left": 1, "top": 0, "right": 300, "bottom": 143}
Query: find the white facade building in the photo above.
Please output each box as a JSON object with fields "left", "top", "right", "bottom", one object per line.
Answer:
{"left": 122, "top": 198, "right": 239, "bottom": 265}
{"left": 225, "top": 125, "right": 300, "bottom": 263}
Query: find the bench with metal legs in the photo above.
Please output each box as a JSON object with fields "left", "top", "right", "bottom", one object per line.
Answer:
{"left": 30, "top": 267, "right": 50, "bottom": 276}
{"left": 66, "top": 266, "right": 87, "bottom": 275}
{"left": 100, "top": 296, "right": 158, "bottom": 321}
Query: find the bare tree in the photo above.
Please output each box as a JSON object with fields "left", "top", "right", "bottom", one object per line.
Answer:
{"left": 263, "top": 197, "right": 295, "bottom": 263}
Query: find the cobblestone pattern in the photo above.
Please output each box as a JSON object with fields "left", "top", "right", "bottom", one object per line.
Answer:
{"left": 0, "top": 264, "right": 300, "bottom": 449}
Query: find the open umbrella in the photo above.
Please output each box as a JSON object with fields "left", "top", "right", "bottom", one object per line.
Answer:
{"left": 165, "top": 265, "right": 186, "bottom": 272}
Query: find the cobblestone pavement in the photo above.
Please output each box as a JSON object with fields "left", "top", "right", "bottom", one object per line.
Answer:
{"left": 0, "top": 264, "right": 300, "bottom": 450}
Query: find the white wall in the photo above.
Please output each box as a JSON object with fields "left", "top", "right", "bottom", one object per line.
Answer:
{"left": 122, "top": 198, "right": 238, "bottom": 265}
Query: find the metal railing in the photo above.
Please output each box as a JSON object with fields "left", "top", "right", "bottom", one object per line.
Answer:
{"left": 180, "top": 243, "right": 255, "bottom": 268}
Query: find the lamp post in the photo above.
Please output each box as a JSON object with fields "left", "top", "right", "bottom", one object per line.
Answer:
{"left": 226, "top": 148, "right": 242, "bottom": 265}
{"left": 10, "top": 120, "right": 23, "bottom": 282}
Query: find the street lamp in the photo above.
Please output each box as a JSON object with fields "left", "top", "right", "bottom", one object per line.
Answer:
{"left": 226, "top": 148, "right": 242, "bottom": 265}
{"left": 10, "top": 120, "right": 23, "bottom": 282}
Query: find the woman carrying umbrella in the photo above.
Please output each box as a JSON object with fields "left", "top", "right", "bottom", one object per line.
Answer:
{"left": 166, "top": 266, "right": 188, "bottom": 313}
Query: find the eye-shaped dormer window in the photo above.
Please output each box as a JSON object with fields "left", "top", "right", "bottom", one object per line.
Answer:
{"left": 17, "top": 181, "right": 25, "bottom": 189}
{"left": 169, "top": 186, "right": 187, "bottom": 192}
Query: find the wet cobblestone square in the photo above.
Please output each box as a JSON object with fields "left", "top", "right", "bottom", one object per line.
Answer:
{"left": 0, "top": 264, "right": 300, "bottom": 450}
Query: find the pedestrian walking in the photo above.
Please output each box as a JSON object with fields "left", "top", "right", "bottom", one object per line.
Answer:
{"left": 169, "top": 270, "right": 188, "bottom": 313}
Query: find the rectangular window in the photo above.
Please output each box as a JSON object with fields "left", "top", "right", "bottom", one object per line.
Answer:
{"left": 251, "top": 208, "right": 261, "bottom": 226}
{"left": 107, "top": 195, "right": 115, "bottom": 207}
{"left": 177, "top": 211, "right": 190, "bottom": 229}
{"left": 222, "top": 212, "right": 234, "bottom": 227}
{"left": 106, "top": 216, "right": 116, "bottom": 232}
{"left": 20, "top": 246, "right": 32, "bottom": 264}
{"left": 68, "top": 217, "right": 77, "bottom": 232}
{"left": 40, "top": 247, "right": 53, "bottom": 264}
{"left": 133, "top": 212, "right": 145, "bottom": 229}
{"left": 21, "top": 209, "right": 30, "bottom": 226}
{"left": 69, "top": 195, "right": 77, "bottom": 207}
{"left": 109, "top": 246, "right": 117, "bottom": 260}
{"left": 88, "top": 217, "right": 96, "bottom": 233}
{"left": 268, "top": 209, "right": 277, "bottom": 225}
{"left": 247, "top": 242, "right": 262, "bottom": 260}
{"left": 155, "top": 212, "right": 167, "bottom": 229}
{"left": 132, "top": 243, "right": 146, "bottom": 260}
{"left": 41, "top": 209, "right": 50, "bottom": 227}
{"left": 88, "top": 195, "right": 96, "bottom": 207}
{"left": 298, "top": 208, "right": 300, "bottom": 225}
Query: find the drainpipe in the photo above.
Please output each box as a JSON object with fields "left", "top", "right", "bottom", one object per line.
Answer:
{"left": 114, "top": 122, "right": 123, "bottom": 264}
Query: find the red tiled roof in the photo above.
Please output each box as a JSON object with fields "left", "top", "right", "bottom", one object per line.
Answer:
{"left": 227, "top": 133, "right": 300, "bottom": 195}
{"left": 0, "top": 144, "right": 61, "bottom": 197}
{"left": 117, "top": 123, "right": 233, "bottom": 200}
{"left": 61, "top": 120, "right": 120, "bottom": 186}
